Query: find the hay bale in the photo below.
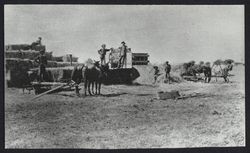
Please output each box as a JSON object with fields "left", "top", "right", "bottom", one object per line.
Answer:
{"left": 5, "top": 58, "right": 34, "bottom": 71}
{"left": 56, "top": 62, "right": 79, "bottom": 67}
{"left": 51, "top": 56, "right": 63, "bottom": 62}
{"left": 30, "top": 67, "right": 75, "bottom": 82}
{"left": 46, "top": 61, "right": 58, "bottom": 67}
{"left": 5, "top": 44, "right": 46, "bottom": 51}
{"left": 5, "top": 50, "right": 53, "bottom": 60}
{"left": 31, "top": 45, "right": 46, "bottom": 52}
{"left": 5, "top": 44, "right": 31, "bottom": 51}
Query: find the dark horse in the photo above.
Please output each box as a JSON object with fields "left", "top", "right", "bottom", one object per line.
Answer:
{"left": 186, "top": 65, "right": 212, "bottom": 83}
{"left": 202, "top": 66, "right": 212, "bottom": 83}
{"left": 84, "top": 61, "right": 109, "bottom": 96}
{"left": 71, "top": 61, "right": 109, "bottom": 96}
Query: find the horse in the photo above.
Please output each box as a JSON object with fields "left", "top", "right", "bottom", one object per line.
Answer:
{"left": 83, "top": 61, "right": 109, "bottom": 96}
{"left": 202, "top": 66, "right": 212, "bottom": 83}
{"left": 212, "top": 64, "right": 233, "bottom": 83}
{"left": 181, "top": 63, "right": 212, "bottom": 83}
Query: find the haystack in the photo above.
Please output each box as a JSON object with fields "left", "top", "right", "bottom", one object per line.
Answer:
{"left": 132, "top": 63, "right": 183, "bottom": 85}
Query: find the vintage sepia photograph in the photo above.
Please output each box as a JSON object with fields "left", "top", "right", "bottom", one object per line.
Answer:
{"left": 4, "top": 5, "right": 245, "bottom": 148}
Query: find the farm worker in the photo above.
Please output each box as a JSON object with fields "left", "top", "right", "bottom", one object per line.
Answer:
{"left": 153, "top": 66, "right": 161, "bottom": 84}
{"left": 36, "top": 37, "right": 42, "bottom": 46}
{"left": 98, "top": 44, "right": 111, "bottom": 65}
{"left": 30, "top": 37, "right": 42, "bottom": 50}
{"left": 164, "top": 61, "right": 171, "bottom": 84}
{"left": 34, "top": 49, "right": 47, "bottom": 82}
{"left": 118, "top": 41, "right": 127, "bottom": 68}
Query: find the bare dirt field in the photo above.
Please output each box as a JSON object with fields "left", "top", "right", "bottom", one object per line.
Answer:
{"left": 5, "top": 65, "right": 245, "bottom": 148}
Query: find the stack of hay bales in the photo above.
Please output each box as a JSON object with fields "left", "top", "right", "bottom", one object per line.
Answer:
{"left": 5, "top": 44, "right": 46, "bottom": 51}
{"left": 5, "top": 44, "right": 81, "bottom": 87}
{"left": 5, "top": 50, "right": 53, "bottom": 60}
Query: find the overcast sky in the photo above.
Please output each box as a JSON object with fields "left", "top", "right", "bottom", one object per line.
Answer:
{"left": 4, "top": 5, "right": 244, "bottom": 64}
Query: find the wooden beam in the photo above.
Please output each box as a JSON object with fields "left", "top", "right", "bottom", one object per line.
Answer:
{"left": 31, "top": 82, "right": 68, "bottom": 86}
{"left": 31, "top": 84, "right": 68, "bottom": 100}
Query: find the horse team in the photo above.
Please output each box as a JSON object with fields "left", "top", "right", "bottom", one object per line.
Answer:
{"left": 71, "top": 61, "right": 109, "bottom": 96}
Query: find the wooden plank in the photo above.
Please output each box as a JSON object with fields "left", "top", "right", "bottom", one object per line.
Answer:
{"left": 31, "top": 81, "right": 68, "bottom": 86}
{"left": 31, "top": 84, "right": 67, "bottom": 100}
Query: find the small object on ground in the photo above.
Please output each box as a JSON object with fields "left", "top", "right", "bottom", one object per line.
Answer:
{"left": 212, "top": 110, "right": 221, "bottom": 115}
{"left": 176, "top": 92, "right": 203, "bottom": 100}
{"left": 157, "top": 90, "right": 180, "bottom": 100}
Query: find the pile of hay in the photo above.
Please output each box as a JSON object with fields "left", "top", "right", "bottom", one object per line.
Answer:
{"left": 132, "top": 63, "right": 184, "bottom": 85}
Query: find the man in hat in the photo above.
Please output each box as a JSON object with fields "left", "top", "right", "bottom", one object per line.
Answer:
{"left": 98, "top": 44, "right": 111, "bottom": 65}
{"left": 118, "top": 41, "right": 127, "bottom": 68}
{"left": 30, "top": 37, "right": 42, "bottom": 50}
{"left": 34, "top": 49, "right": 47, "bottom": 82}
{"left": 153, "top": 66, "right": 161, "bottom": 84}
{"left": 164, "top": 61, "right": 171, "bottom": 84}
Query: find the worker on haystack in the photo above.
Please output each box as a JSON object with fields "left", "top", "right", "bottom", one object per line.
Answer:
{"left": 34, "top": 49, "right": 47, "bottom": 82}
{"left": 30, "top": 37, "right": 42, "bottom": 50}
{"left": 164, "top": 61, "right": 171, "bottom": 84}
{"left": 118, "top": 41, "right": 127, "bottom": 68}
{"left": 153, "top": 66, "right": 161, "bottom": 84}
{"left": 98, "top": 44, "right": 111, "bottom": 65}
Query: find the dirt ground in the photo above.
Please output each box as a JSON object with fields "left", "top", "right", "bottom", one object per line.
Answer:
{"left": 5, "top": 65, "right": 245, "bottom": 148}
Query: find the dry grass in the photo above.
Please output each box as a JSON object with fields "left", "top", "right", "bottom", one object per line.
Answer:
{"left": 5, "top": 65, "right": 245, "bottom": 148}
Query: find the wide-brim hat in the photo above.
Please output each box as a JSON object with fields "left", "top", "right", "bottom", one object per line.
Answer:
{"left": 121, "top": 41, "right": 126, "bottom": 44}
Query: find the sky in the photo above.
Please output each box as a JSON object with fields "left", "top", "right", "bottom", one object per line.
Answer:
{"left": 4, "top": 5, "right": 244, "bottom": 64}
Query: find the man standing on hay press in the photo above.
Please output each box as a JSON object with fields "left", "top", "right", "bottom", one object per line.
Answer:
{"left": 98, "top": 44, "right": 111, "bottom": 65}
{"left": 164, "top": 61, "right": 171, "bottom": 84}
{"left": 35, "top": 49, "right": 47, "bottom": 82}
{"left": 118, "top": 41, "right": 128, "bottom": 68}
